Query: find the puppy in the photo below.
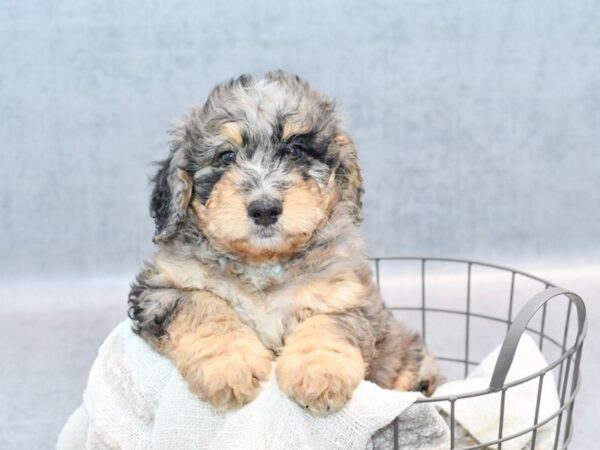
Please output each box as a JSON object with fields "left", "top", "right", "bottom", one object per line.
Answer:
{"left": 128, "top": 71, "right": 441, "bottom": 414}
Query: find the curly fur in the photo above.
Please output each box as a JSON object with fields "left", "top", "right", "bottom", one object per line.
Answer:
{"left": 128, "top": 70, "right": 441, "bottom": 414}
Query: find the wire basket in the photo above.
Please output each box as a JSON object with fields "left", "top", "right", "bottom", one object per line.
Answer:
{"left": 371, "top": 257, "right": 587, "bottom": 450}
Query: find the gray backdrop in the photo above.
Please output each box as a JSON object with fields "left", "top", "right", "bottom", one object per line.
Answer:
{"left": 0, "top": 1, "right": 598, "bottom": 449}
{"left": 1, "top": 0, "right": 599, "bottom": 278}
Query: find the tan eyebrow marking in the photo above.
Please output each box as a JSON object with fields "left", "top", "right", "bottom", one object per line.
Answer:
{"left": 281, "top": 119, "right": 311, "bottom": 141}
{"left": 220, "top": 122, "right": 243, "bottom": 148}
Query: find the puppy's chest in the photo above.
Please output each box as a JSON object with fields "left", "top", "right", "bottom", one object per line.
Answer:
{"left": 155, "top": 254, "right": 307, "bottom": 348}
{"left": 214, "top": 266, "right": 300, "bottom": 350}
{"left": 231, "top": 293, "right": 291, "bottom": 351}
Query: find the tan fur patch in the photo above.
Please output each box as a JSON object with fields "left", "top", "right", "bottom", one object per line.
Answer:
{"left": 163, "top": 291, "right": 273, "bottom": 410}
{"left": 193, "top": 169, "right": 249, "bottom": 244}
{"left": 280, "top": 177, "right": 325, "bottom": 234}
{"left": 227, "top": 234, "right": 310, "bottom": 264}
{"left": 154, "top": 251, "right": 207, "bottom": 290}
{"left": 334, "top": 133, "right": 363, "bottom": 207}
{"left": 177, "top": 168, "right": 193, "bottom": 209}
{"left": 191, "top": 170, "right": 338, "bottom": 264}
{"left": 333, "top": 134, "right": 352, "bottom": 147}
{"left": 392, "top": 369, "right": 416, "bottom": 392}
{"left": 273, "top": 173, "right": 338, "bottom": 258}
{"left": 275, "top": 315, "right": 365, "bottom": 415}
{"left": 220, "top": 122, "right": 243, "bottom": 148}
{"left": 281, "top": 119, "right": 311, "bottom": 140}
{"left": 289, "top": 271, "right": 366, "bottom": 314}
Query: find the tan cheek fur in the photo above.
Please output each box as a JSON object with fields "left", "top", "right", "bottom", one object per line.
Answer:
{"left": 275, "top": 315, "right": 365, "bottom": 415}
{"left": 279, "top": 177, "right": 326, "bottom": 235}
{"left": 192, "top": 170, "right": 338, "bottom": 264}
{"left": 205, "top": 170, "right": 249, "bottom": 241}
{"left": 275, "top": 172, "right": 338, "bottom": 250}
{"left": 163, "top": 291, "right": 273, "bottom": 410}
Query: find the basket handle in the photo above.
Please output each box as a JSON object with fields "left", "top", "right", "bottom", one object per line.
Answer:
{"left": 488, "top": 287, "right": 587, "bottom": 392}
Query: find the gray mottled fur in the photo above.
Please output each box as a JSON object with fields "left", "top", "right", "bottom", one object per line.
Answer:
{"left": 128, "top": 70, "right": 441, "bottom": 393}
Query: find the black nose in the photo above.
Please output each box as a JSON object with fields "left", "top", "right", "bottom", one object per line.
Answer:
{"left": 247, "top": 198, "right": 282, "bottom": 226}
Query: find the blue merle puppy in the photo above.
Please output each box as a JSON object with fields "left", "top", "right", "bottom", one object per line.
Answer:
{"left": 128, "top": 70, "right": 441, "bottom": 414}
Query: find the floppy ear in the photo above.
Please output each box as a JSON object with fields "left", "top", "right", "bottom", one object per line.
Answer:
{"left": 334, "top": 134, "right": 364, "bottom": 220}
{"left": 150, "top": 146, "right": 193, "bottom": 243}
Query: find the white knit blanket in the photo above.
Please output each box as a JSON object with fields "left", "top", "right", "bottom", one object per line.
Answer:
{"left": 57, "top": 320, "right": 449, "bottom": 450}
{"left": 435, "top": 334, "right": 559, "bottom": 450}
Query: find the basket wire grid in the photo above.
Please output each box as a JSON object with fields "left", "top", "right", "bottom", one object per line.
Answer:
{"left": 370, "top": 257, "right": 587, "bottom": 450}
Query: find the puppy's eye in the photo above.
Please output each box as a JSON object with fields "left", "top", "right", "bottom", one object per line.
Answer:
{"left": 285, "top": 145, "right": 303, "bottom": 160}
{"left": 219, "top": 151, "right": 236, "bottom": 165}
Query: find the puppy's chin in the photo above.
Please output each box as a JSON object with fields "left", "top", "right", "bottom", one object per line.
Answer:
{"left": 247, "top": 235, "right": 286, "bottom": 253}
{"left": 251, "top": 224, "right": 280, "bottom": 240}
{"left": 223, "top": 226, "right": 315, "bottom": 264}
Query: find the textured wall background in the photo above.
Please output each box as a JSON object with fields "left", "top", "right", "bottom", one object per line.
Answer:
{"left": 1, "top": 0, "right": 599, "bottom": 279}
{"left": 1, "top": 1, "right": 599, "bottom": 449}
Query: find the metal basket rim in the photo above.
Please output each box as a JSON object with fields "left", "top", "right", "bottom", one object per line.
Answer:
{"left": 368, "top": 256, "right": 587, "bottom": 405}
{"left": 369, "top": 255, "right": 555, "bottom": 287}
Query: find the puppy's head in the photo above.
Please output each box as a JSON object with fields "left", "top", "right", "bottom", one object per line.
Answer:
{"left": 151, "top": 71, "right": 363, "bottom": 263}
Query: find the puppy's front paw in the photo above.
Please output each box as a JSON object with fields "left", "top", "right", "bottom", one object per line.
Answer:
{"left": 181, "top": 333, "right": 273, "bottom": 410}
{"left": 276, "top": 343, "right": 364, "bottom": 415}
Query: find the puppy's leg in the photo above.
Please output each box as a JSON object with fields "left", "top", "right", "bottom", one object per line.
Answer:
{"left": 276, "top": 314, "right": 366, "bottom": 415}
{"left": 369, "top": 316, "right": 442, "bottom": 396}
{"left": 414, "top": 348, "right": 443, "bottom": 396}
{"left": 391, "top": 339, "right": 442, "bottom": 396}
{"left": 161, "top": 291, "right": 272, "bottom": 409}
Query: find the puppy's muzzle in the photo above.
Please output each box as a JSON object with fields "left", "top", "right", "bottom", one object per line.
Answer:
{"left": 247, "top": 197, "right": 282, "bottom": 227}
